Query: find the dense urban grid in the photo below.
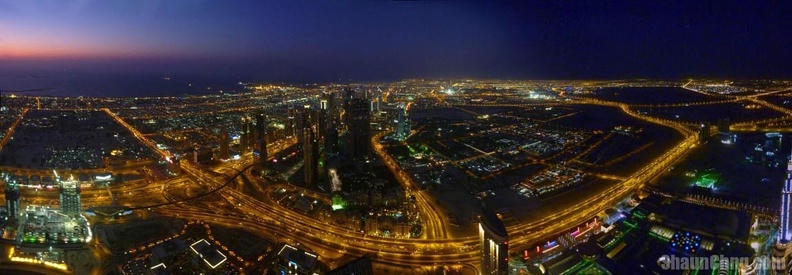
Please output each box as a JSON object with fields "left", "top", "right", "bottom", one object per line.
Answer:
{"left": 1, "top": 79, "right": 792, "bottom": 274}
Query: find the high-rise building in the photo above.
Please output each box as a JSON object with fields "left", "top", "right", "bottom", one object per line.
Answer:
{"left": 286, "top": 106, "right": 297, "bottom": 138}
{"left": 698, "top": 123, "right": 708, "bottom": 144}
{"left": 4, "top": 174, "right": 19, "bottom": 220}
{"left": 274, "top": 244, "right": 322, "bottom": 275}
{"left": 395, "top": 102, "right": 411, "bottom": 141}
{"left": 56, "top": 171, "right": 81, "bottom": 216}
{"left": 323, "top": 92, "right": 339, "bottom": 154}
{"left": 303, "top": 115, "right": 319, "bottom": 186}
{"left": 240, "top": 116, "right": 253, "bottom": 153}
{"left": 774, "top": 149, "right": 792, "bottom": 274}
{"left": 480, "top": 206, "right": 508, "bottom": 275}
{"left": 345, "top": 97, "right": 371, "bottom": 161}
{"left": 219, "top": 130, "right": 230, "bottom": 160}
{"left": 247, "top": 116, "right": 256, "bottom": 151}
{"left": 256, "top": 112, "right": 268, "bottom": 171}
{"left": 780, "top": 149, "right": 792, "bottom": 243}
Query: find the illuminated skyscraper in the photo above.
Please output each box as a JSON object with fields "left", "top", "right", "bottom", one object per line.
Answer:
{"left": 780, "top": 149, "right": 792, "bottom": 243}
{"left": 698, "top": 123, "right": 708, "bottom": 144}
{"left": 303, "top": 115, "right": 319, "bottom": 186}
{"left": 256, "top": 112, "right": 268, "bottom": 171}
{"left": 219, "top": 130, "right": 230, "bottom": 160}
{"left": 480, "top": 206, "right": 508, "bottom": 275}
{"left": 395, "top": 102, "right": 410, "bottom": 141}
{"left": 345, "top": 97, "right": 371, "bottom": 161}
{"left": 4, "top": 174, "right": 19, "bottom": 220}
{"left": 56, "top": 171, "right": 81, "bottom": 217}
{"left": 240, "top": 116, "right": 253, "bottom": 153}
{"left": 774, "top": 149, "right": 792, "bottom": 274}
{"left": 323, "top": 92, "right": 339, "bottom": 154}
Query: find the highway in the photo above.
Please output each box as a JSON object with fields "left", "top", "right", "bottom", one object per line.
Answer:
{"left": 8, "top": 85, "right": 776, "bottom": 272}
{"left": 134, "top": 97, "right": 698, "bottom": 271}
{"left": 372, "top": 130, "right": 450, "bottom": 239}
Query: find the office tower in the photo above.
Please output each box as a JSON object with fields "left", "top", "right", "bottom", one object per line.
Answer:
{"left": 324, "top": 92, "right": 339, "bottom": 154}
{"left": 285, "top": 105, "right": 296, "bottom": 138}
{"left": 240, "top": 116, "right": 253, "bottom": 153}
{"left": 275, "top": 244, "right": 321, "bottom": 275}
{"left": 303, "top": 115, "right": 319, "bottom": 186}
{"left": 775, "top": 150, "right": 792, "bottom": 275}
{"left": 256, "top": 112, "right": 268, "bottom": 170}
{"left": 697, "top": 123, "right": 708, "bottom": 144}
{"left": 780, "top": 149, "right": 792, "bottom": 243}
{"left": 345, "top": 97, "right": 371, "bottom": 161}
{"left": 286, "top": 115, "right": 296, "bottom": 138}
{"left": 247, "top": 116, "right": 256, "bottom": 151}
{"left": 4, "top": 174, "right": 19, "bottom": 220}
{"left": 219, "top": 130, "right": 230, "bottom": 160}
{"left": 395, "top": 102, "right": 410, "bottom": 141}
{"left": 480, "top": 206, "right": 508, "bottom": 275}
{"left": 56, "top": 171, "right": 81, "bottom": 216}
{"left": 320, "top": 98, "right": 329, "bottom": 111}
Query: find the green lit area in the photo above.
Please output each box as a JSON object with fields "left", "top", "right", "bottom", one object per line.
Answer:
{"left": 693, "top": 171, "right": 719, "bottom": 189}
{"left": 406, "top": 144, "right": 433, "bottom": 158}
{"left": 332, "top": 195, "right": 346, "bottom": 211}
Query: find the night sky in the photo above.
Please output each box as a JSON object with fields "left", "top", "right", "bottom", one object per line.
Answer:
{"left": 1, "top": 1, "right": 791, "bottom": 82}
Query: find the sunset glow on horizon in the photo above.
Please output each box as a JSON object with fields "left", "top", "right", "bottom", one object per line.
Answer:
{"left": 0, "top": 0, "right": 790, "bottom": 81}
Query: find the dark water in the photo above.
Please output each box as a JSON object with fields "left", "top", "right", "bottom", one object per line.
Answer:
{"left": 594, "top": 87, "right": 711, "bottom": 105}
{"left": 0, "top": 72, "right": 243, "bottom": 97}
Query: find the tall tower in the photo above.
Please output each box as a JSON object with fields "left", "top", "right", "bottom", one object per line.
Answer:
{"left": 4, "top": 174, "right": 19, "bottom": 220}
{"left": 780, "top": 149, "right": 792, "bottom": 243}
{"left": 240, "top": 116, "right": 253, "bottom": 153}
{"left": 56, "top": 171, "right": 81, "bottom": 217}
{"left": 345, "top": 97, "right": 371, "bottom": 161}
{"left": 697, "top": 123, "right": 708, "bottom": 144}
{"left": 773, "top": 149, "right": 792, "bottom": 274}
{"left": 480, "top": 206, "right": 508, "bottom": 275}
{"left": 256, "top": 112, "right": 268, "bottom": 171}
{"left": 324, "top": 92, "right": 339, "bottom": 154}
{"left": 395, "top": 102, "right": 410, "bottom": 141}
{"left": 219, "top": 130, "right": 230, "bottom": 160}
{"left": 303, "top": 117, "right": 319, "bottom": 186}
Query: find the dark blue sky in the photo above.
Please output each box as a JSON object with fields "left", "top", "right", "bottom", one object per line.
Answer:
{"left": 1, "top": 1, "right": 790, "bottom": 82}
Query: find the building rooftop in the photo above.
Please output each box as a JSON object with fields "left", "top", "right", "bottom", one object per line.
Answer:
{"left": 327, "top": 254, "right": 373, "bottom": 275}
{"left": 480, "top": 205, "right": 507, "bottom": 238}
{"left": 189, "top": 239, "right": 227, "bottom": 269}
{"left": 277, "top": 244, "right": 318, "bottom": 270}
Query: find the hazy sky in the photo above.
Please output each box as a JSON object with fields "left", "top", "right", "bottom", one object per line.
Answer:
{"left": 1, "top": 1, "right": 791, "bottom": 82}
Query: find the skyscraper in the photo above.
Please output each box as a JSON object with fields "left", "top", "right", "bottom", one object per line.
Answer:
{"left": 774, "top": 149, "right": 792, "bottom": 274}
{"left": 219, "top": 130, "right": 230, "bottom": 160}
{"left": 240, "top": 116, "right": 253, "bottom": 153}
{"left": 480, "top": 206, "right": 508, "bottom": 275}
{"left": 256, "top": 112, "right": 268, "bottom": 171}
{"left": 345, "top": 97, "right": 371, "bottom": 161}
{"left": 780, "top": 149, "right": 792, "bottom": 243}
{"left": 395, "top": 102, "right": 410, "bottom": 141}
{"left": 56, "top": 171, "right": 81, "bottom": 217}
{"left": 303, "top": 114, "right": 319, "bottom": 186}
{"left": 323, "top": 92, "right": 339, "bottom": 154}
{"left": 4, "top": 174, "right": 19, "bottom": 220}
{"left": 697, "top": 123, "right": 708, "bottom": 144}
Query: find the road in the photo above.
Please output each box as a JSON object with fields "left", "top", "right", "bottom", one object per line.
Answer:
{"left": 6, "top": 89, "right": 739, "bottom": 272}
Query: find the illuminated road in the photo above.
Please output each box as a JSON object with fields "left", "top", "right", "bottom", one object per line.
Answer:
{"left": 5, "top": 89, "right": 744, "bottom": 272}
{"left": 92, "top": 96, "right": 697, "bottom": 272}
{"left": 0, "top": 108, "right": 29, "bottom": 150}
{"left": 371, "top": 131, "right": 450, "bottom": 239}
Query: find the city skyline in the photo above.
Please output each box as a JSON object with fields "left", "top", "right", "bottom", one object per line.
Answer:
{"left": 1, "top": 1, "right": 792, "bottom": 274}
